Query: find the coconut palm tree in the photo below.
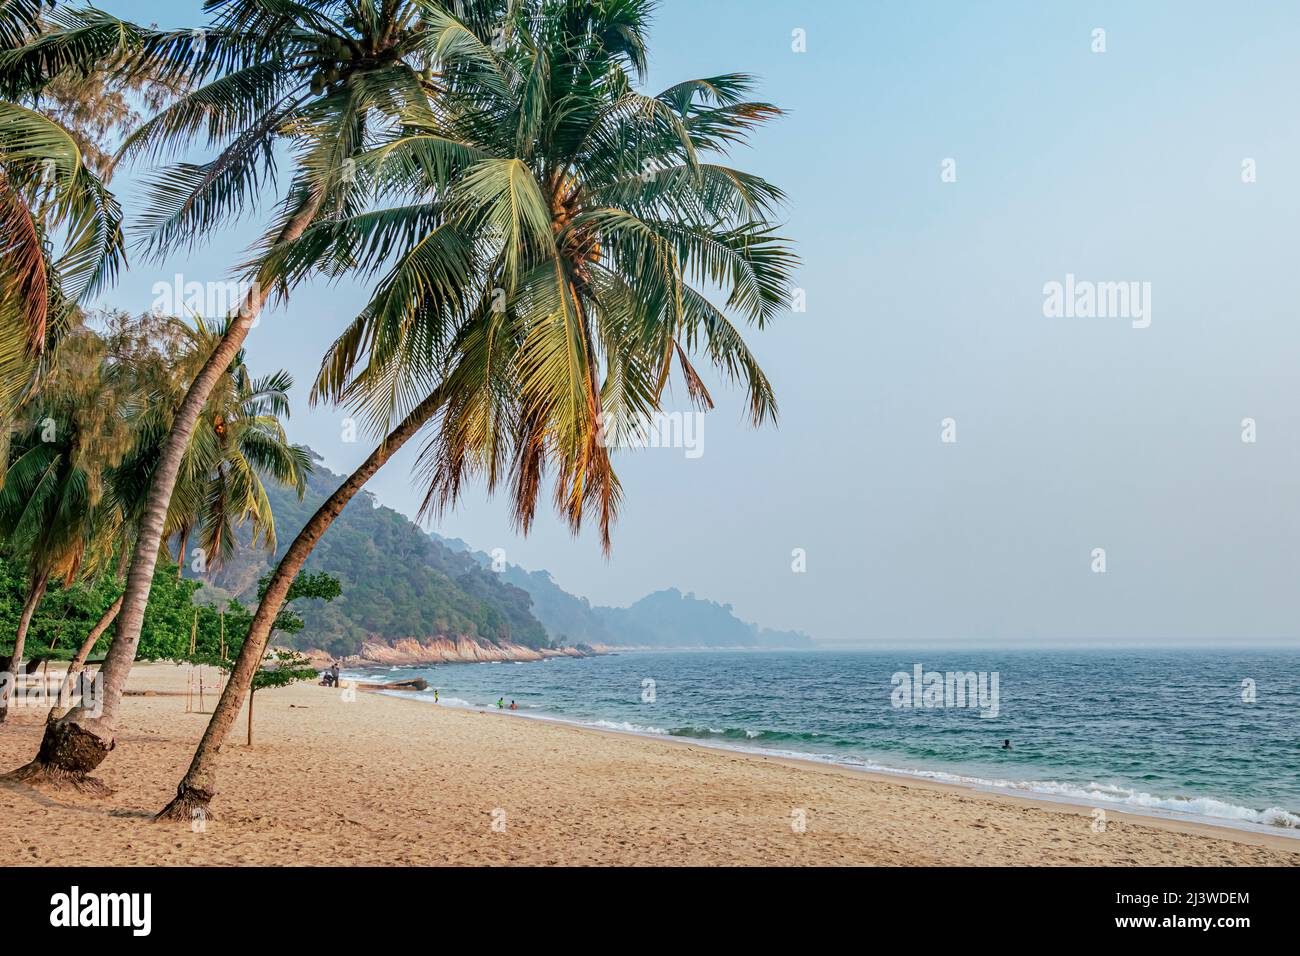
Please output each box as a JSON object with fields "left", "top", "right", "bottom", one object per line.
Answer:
{"left": 0, "top": 0, "right": 164, "bottom": 412}
{"left": 3, "top": 0, "right": 506, "bottom": 783}
{"left": 162, "top": 317, "right": 310, "bottom": 576}
{"left": 47, "top": 312, "right": 191, "bottom": 694}
{"left": 0, "top": 98, "right": 124, "bottom": 413}
{"left": 156, "top": 0, "right": 796, "bottom": 820}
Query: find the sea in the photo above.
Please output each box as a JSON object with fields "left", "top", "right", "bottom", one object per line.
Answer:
{"left": 345, "top": 648, "right": 1300, "bottom": 835}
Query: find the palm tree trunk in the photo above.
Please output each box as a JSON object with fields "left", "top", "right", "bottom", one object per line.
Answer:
{"left": 0, "top": 571, "right": 48, "bottom": 722}
{"left": 71, "top": 595, "right": 123, "bottom": 674}
{"left": 5, "top": 192, "right": 323, "bottom": 788}
{"left": 156, "top": 387, "right": 444, "bottom": 820}
{"left": 48, "top": 594, "right": 123, "bottom": 722}
{"left": 175, "top": 529, "right": 188, "bottom": 580}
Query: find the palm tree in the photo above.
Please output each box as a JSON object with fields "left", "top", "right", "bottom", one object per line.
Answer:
{"left": 3, "top": 0, "right": 505, "bottom": 783}
{"left": 0, "top": 0, "right": 170, "bottom": 412}
{"left": 164, "top": 317, "right": 310, "bottom": 576}
{"left": 0, "top": 89, "right": 124, "bottom": 413}
{"left": 157, "top": 0, "right": 796, "bottom": 820}
{"left": 0, "top": 325, "right": 134, "bottom": 721}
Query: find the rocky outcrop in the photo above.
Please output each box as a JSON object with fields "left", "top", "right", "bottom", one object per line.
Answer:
{"left": 356, "top": 677, "right": 430, "bottom": 691}
{"left": 299, "top": 636, "right": 603, "bottom": 668}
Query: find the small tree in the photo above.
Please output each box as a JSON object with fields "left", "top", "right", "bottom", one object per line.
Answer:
{"left": 259, "top": 571, "right": 343, "bottom": 637}
{"left": 240, "top": 649, "right": 316, "bottom": 747}
{"left": 228, "top": 571, "right": 341, "bottom": 746}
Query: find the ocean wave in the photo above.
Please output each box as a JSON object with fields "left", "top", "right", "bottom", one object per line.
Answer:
{"left": 436, "top": 696, "right": 477, "bottom": 709}
{"left": 1018, "top": 780, "right": 1300, "bottom": 829}
{"left": 591, "top": 718, "right": 669, "bottom": 735}
{"left": 807, "top": 760, "right": 1300, "bottom": 831}
{"left": 666, "top": 725, "right": 835, "bottom": 744}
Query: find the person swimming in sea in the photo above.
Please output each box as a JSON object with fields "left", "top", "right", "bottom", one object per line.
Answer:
{"left": 509, "top": 700, "right": 518, "bottom": 710}
{"left": 496, "top": 697, "right": 505, "bottom": 709}
{"left": 1001, "top": 739, "right": 1012, "bottom": 750}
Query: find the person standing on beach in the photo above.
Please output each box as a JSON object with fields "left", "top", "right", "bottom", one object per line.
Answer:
{"left": 434, "top": 689, "right": 439, "bottom": 703}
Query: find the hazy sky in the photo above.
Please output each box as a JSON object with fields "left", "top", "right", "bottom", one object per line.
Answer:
{"left": 96, "top": 1, "right": 1300, "bottom": 644}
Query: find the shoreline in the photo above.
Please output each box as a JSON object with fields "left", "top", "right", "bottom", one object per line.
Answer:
{"left": 365, "top": 684, "right": 1300, "bottom": 851}
{"left": 2, "top": 662, "right": 1296, "bottom": 865}
{"left": 303, "top": 639, "right": 610, "bottom": 669}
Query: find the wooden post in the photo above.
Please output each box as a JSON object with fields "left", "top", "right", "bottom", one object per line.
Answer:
{"left": 247, "top": 689, "right": 254, "bottom": 747}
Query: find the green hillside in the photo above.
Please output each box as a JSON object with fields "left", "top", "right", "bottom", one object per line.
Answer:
{"left": 205, "top": 451, "right": 549, "bottom": 656}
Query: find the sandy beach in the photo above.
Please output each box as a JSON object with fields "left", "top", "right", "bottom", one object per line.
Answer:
{"left": 0, "top": 662, "right": 1296, "bottom": 866}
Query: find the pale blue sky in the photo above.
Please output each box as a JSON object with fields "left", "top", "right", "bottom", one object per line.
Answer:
{"left": 96, "top": 1, "right": 1300, "bottom": 643}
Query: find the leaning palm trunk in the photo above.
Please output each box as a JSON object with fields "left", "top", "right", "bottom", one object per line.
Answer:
{"left": 156, "top": 389, "right": 443, "bottom": 820}
{"left": 0, "top": 571, "right": 48, "bottom": 722}
{"left": 5, "top": 196, "right": 322, "bottom": 786}
{"left": 68, "top": 595, "right": 123, "bottom": 677}
{"left": 48, "top": 594, "right": 123, "bottom": 723}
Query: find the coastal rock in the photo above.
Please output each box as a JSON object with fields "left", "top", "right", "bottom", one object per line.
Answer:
{"left": 357, "top": 677, "right": 430, "bottom": 691}
{"left": 298, "top": 637, "right": 603, "bottom": 667}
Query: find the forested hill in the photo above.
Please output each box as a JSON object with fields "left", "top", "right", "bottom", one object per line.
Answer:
{"left": 204, "top": 451, "right": 548, "bottom": 656}
{"left": 595, "top": 588, "right": 815, "bottom": 649}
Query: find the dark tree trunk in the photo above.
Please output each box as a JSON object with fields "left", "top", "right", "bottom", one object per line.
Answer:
{"left": 0, "top": 571, "right": 48, "bottom": 723}
{"left": 156, "top": 388, "right": 444, "bottom": 821}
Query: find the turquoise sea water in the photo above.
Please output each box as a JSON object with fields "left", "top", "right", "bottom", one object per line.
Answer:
{"left": 347, "top": 649, "right": 1300, "bottom": 832}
